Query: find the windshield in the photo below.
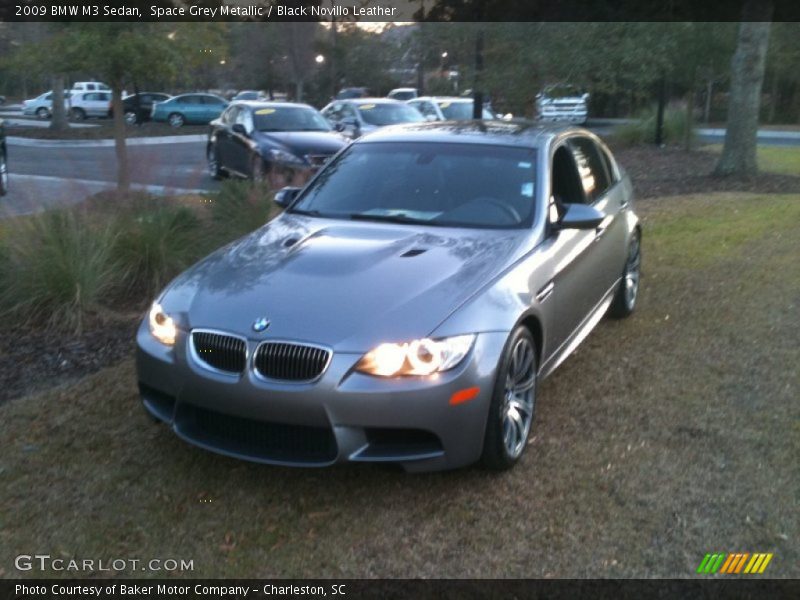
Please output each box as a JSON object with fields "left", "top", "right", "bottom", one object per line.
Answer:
{"left": 356, "top": 103, "right": 425, "bottom": 126}
{"left": 254, "top": 106, "right": 331, "bottom": 132}
{"left": 391, "top": 91, "right": 416, "bottom": 101}
{"left": 545, "top": 85, "right": 583, "bottom": 98}
{"left": 439, "top": 101, "right": 493, "bottom": 120}
{"left": 291, "top": 142, "right": 537, "bottom": 229}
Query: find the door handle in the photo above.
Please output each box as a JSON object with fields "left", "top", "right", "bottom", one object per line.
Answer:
{"left": 536, "top": 281, "right": 554, "bottom": 303}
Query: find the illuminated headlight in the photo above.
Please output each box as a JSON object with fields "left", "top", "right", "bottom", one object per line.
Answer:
{"left": 268, "top": 148, "right": 305, "bottom": 166}
{"left": 148, "top": 302, "right": 177, "bottom": 346}
{"left": 355, "top": 335, "right": 475, "bottom": 377}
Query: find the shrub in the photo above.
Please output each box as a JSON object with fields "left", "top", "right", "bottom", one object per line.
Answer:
{"left": 112, "top": 197, "right": 203, "bottom": 299}
{"left": 613, "top": 104, "right": 695, "bottom": 147}
{"left": 208, "top": 180, "right": 278, "bottom": 243}
{"left": 0, "top": 210, "right": 122, "bottom": 332}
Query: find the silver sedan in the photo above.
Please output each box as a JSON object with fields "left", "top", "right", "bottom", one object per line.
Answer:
{"left": 136, "top": 122, "right": 641, "bottom": 472}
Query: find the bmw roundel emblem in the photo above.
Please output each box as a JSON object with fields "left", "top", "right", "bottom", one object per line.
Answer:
{"left": 252, "top": 317, "right": 270, "bottom": 332}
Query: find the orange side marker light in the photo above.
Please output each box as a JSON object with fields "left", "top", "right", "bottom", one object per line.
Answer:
{"left": 450, "top": 386, "right": 480, "bottom": 405}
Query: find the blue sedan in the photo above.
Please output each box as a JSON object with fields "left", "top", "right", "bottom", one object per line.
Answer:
{"left": 152, "top": 93, "right": 228, "bottom": 127}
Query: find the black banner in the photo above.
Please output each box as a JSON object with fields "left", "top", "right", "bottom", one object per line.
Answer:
{"left": 1, "top": 0, "right": 799, "bottom": 23}
{"left": 3, "top": 580, "right": 800, "bottom": 600}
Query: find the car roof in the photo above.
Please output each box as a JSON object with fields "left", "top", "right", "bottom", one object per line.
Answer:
{"left": 354, "top": 120, "right": 588, "bottom": 148}
{"left": 233, "top": 100, "right": 317, "bottom": 110}
{"left": 347, "top": 98, "right": 404, "bottom": 105}
{"left": 412, "top": 96, "right": 476, "bottom": 103}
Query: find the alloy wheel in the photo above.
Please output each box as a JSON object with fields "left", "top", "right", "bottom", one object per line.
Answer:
{"left": 501, "top": 337, "right": 537, "bottom": 459}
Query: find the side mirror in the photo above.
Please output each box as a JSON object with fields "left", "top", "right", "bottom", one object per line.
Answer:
{"left": 274, "top": 186, "right": 301, "bottom": 208}
{"left": 341, "top": 116, "right": 358, "bottom": 128}
{"left": 334, "top": 122, "right": 346, "bottom": 132}
{"left": 555, "top": 203, "right": 605, "bottom": 230}
{"left": 231, "top": 123, "right": 248, "bottom": 136}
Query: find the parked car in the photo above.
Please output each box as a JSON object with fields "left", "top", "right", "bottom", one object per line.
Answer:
{"left": 387, "top": 87, "right": 418, "bottom": 101}
{"left": 72, "top": 81, "right": 110, "bottom": 93}
{"left": 321, "top": 98, "right": 425, "bottom": 139}
{"left": 232, "top": 90, "right": 266, "bottom": 101}
{"left": 0, "top": 118, "right": 7, "bottom": 196}
{"left": 68, "top": 91, "right": 112, "bottom": 121}
{"left": 535, "top": 84, "right": 589, "bottom": 125}
{"left": 110, "top": 92, "right": 172, "bottom": 125}
{"left": 0, "top": 95, "right": 6, "bottom": 106}
{"left": 22, "top": 91, "right": 72, "bottom": 119}
{"left": 136, "top": 121, "right": 641, "bottom": 472}
{"left": 335, "top": 87, "right": 371, "bottom": 100}
{"left": 407, "top": 96, "right": 494, "bottom": 121}
{"left": 207, "top": 101, "right": 348, "bottom": 188}
{"left": 151, "top": 93, "right": 228, "bottom": 127}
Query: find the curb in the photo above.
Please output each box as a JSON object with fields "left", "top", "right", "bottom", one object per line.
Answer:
{"left": 6, "top": 134, "right": 207, "bottom": 148}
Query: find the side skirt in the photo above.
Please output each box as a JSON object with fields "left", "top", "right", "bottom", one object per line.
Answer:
{"left": 539, "top": 279, "right": 619, "bottom": 380}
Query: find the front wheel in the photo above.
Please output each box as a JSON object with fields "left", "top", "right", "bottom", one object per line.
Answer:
{"left": 36, "top": 107, "right": 50, "bottom": 119}
{"left": 168, "top": 113, "right": 185, "bottom": 128}
{"left": 608, "top": 229, "right": 641, "bottom": 319}
{"left": 124, "top": 111, "right": 138, "bottom": 126}
{"left": 0, "top": 149, "right": 8, "bottom": 196}
{"left": 70, "top": 108, "right": 86, "bottom": 121}
{"left": 481, "top": 326, "right": 538, "bottom": 470}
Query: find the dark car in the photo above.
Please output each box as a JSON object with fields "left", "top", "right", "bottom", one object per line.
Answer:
{"left": 335, "top": 87, "right": 371, "bottom": 100}
{"left": 0, "top": 118, "right": 7, "bottom": 196}
{"left": 111, "top": 92, "right": 172, "bottom": 125}
{"left": 207, "top": 101, "right": 348, "bottom": 188}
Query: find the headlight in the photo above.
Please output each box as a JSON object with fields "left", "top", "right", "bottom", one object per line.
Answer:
{"left": 148, "top": 302, "right": 177, "bottom": 346}
{"left": 268, "top": 148, "right": 305, "bottom": 165}
{"left": 355, "top": 335, "right": 475, "bottom": 377}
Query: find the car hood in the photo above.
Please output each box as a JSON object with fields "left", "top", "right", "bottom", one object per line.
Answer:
{"left": 160, "top": 215, "right": 530, "bottom": 351}
{"left": 254, "top": 131, "right": 347, "bottom": 156}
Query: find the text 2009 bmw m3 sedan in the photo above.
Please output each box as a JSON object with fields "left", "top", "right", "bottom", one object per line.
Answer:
{"left": 136, "top": 121, "right": 641, "bottom": 472}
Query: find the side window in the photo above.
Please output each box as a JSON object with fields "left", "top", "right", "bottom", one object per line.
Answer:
{"left": 569, "top": 137, "right": 611, "bottom": 202}
{"left": 550, "top": 144, "right": 586, "bottom": 219}
{"left": 598, "top": 145, "right": 618, "bottom": 184}
{"left": 416, "top": 101, "right": 437, "bottom": 118}
{"left": 234, "top": 107, "right": 253, "bottom": 132}
{"left": 341, "top": 104, "right": 357, "bottom": 120}
{"left": 221, "top": 106, "right": 238, "bottom": 125}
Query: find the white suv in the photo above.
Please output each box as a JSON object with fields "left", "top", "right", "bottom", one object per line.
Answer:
{"left": 72, "top": 81, "right": 111, "bottom": 93}
{"left": 535, "top": 84, "right": 589, "bottom": 125}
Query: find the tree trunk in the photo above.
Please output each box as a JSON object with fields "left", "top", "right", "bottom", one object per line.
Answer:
{"left": 111, "top": 87, "right": 130, "bottom": 192}
{"left": 50, "top": 74, "right": 68, "bottom": 132}
{"left": 704, "top": 79, "right": 713, "bottom": 123}
{"left": 715, "top": 2, "right": 773, "bottom": 177}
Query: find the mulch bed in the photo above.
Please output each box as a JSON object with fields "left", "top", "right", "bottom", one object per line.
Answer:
{"left": 613, "top": 144, "right": 800, "bottom": 198}
{"left": 2, "top": 144, "right": 799, "bottom": 403}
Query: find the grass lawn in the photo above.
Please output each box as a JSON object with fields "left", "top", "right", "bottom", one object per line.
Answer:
{"left": 1, "top": 193, "right": 798, "bottom": 578}
{"left": 702, "top": 144, "right": 800, "bottom": 176}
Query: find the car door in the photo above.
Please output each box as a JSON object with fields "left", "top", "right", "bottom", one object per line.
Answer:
{"left": 567, "top": 136, "right": 627, "bottom": 297}
{"left": 214, "top": 105, "right": 238, "bottom": 171}
{"left": 230, "top": 106, "right": 255, "bottom": 175}
{"left": 93, "top": 92, "right": 111, "bottom": 117}
{"left": 178, "top": 95, "right": 200, "bottom": 123}
{"left": 537, "top": 138, "right": 612, "bottom": 356}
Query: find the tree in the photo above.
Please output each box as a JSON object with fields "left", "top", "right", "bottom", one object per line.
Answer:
{"left": 715, "top": 1, "right": 774, "bottom": 177}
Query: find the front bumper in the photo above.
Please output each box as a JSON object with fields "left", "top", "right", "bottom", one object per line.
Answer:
{"left": 136, "top": 321, "right": 508, "bottom": 472}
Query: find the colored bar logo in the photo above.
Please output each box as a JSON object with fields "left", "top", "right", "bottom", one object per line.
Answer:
{"left": 697, "top": 553, "right": 773, "bottom": 574}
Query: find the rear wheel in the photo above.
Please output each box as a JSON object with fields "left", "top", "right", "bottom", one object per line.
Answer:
{"left": 168, "top": 113, "right": 185, "bottom": 128}
{"left": 608, "top": 230, "right": 642, "bottom": 319}
{"left": 481, "top": 326, "right": 538, "bottom": 470}
{"left": 0, "top": 148, "right": 8, "bottom": 196}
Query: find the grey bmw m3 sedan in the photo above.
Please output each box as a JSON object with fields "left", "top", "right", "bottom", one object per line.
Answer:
{"left": 136, "top": 121, "right": 641, "bottom": 472}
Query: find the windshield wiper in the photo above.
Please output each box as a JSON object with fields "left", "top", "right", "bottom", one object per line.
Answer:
{"left": 289, "top": 208, "right": 326, "bottom": 217}
{"left": 348, "top": 212, "right": 436, "bottom": 225}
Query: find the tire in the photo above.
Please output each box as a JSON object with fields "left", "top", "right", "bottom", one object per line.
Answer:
{"left": 481, "top": 326, "right": 538, "bottom": 470}
{"left": 124, "top": 111, "right": 138, "bottom": 126}
{"left": 70, "top": 108, "right": 86, "bottom": 121}
{"left": 608, "top": 229, "right": 642, "bottom": 319}
{"left": 0, "top": 148, "right": 8, "bottom": 197}
{"left": 168, "top": 113, "right": 185, "bottom": 128}
{"left": 207, "top": 145, "right": 223, "bottom": 180}
{"left": 36, "top": 107, "right": 50, "bottom": 119}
